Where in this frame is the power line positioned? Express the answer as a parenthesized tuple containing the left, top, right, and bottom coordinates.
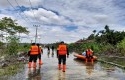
(15, 0, 31, 22)
(29, 0, 38, 22)
(28, 0, 42, 43)
(6, 0, 28, 23)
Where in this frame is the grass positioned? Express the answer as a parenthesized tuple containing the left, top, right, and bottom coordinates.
(0, 62, 24, 77)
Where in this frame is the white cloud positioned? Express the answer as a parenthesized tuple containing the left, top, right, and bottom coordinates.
(0, 0, 41, 8)
(0, 0, 125, 43)
(23, 8, 71, 25)
(0, 14, 13, 19)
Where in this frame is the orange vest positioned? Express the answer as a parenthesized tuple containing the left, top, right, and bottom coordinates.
(58, 44, 67, 55)
(30, 45, 39, 55)
(86, 49, 93, 55)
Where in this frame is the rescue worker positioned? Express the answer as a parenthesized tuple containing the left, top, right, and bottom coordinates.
(47, 46, 50, 52)
(86, 48, 94, 63)
(51, 45, 54, 52)
(57, 41, 69, 72)
(28, 43, 39, 68)
(37, 43, 43, 65)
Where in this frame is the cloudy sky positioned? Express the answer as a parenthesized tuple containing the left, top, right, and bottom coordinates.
(0, 0, 125, 43)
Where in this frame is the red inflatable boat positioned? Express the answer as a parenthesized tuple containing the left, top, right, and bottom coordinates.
(74, 54, 97, 61)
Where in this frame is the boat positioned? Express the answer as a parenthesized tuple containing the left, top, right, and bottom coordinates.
(74, 53, 97, 61)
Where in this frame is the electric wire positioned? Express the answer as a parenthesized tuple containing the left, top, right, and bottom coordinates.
(15, 0, 32, 22)
(29, 0, 38, 22)
(6, 0, 28, 23)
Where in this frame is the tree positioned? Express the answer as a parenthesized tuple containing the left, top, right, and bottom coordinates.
(105, 25, 110, 33)
(95, 25, 125, 45)
(6, 35, 20, 55)
(93, 30, 96, 35)
(0, 17, 29, 35)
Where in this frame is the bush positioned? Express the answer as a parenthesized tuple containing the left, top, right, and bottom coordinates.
(117, 38, 125, 56)
(6, 36, 20, 55)
(68, 42, 101, 54)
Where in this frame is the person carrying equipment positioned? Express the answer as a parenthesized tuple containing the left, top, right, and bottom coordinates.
(28, 43, 39, 68)
(37, 43, 43, 65)
(86, 48, 94, 63)
(57, 41, 69, 72)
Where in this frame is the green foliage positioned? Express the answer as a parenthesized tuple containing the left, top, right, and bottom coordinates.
(69, 25, 125, 56)
(6, 35, 20, 55)
(18, 43, 30, 52)
(87, 34, 95, 40)
(0, 17, 29, 35)
(0, 17, 29, 56)
(68, 42, 101, 54)
(0, 62, 24, 77)
(117, 38, 125, 56)
(0, 41, 4, 48)
(95, 25, 125, 45)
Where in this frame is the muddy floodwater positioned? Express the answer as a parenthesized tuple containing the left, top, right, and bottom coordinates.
(1, 49, 125, 80)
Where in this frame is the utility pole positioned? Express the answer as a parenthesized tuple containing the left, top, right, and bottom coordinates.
(38, 36, 41, 43)
(31, 40, 33, 43)
(33, 25, 40, 43)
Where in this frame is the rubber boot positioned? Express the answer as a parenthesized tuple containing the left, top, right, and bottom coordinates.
(28, 62, 31, 68)
(58, 64, 61, 70)
(91, 58, 93, 64)
(33, 62, 37, 68)
(39, 59, 43, 65)
(62, 65, 66, 72)
(85, 58, 88, 63)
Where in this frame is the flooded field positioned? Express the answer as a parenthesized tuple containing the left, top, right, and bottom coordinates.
(1, 49, 125, 80)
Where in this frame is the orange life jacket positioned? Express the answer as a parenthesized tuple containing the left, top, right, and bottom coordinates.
(86, 49, 93, 56)
(30, 45, 39, 55)
(58, 44, 67, 55)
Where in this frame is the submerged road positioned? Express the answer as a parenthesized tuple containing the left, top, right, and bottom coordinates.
(6, 48, 125, 80)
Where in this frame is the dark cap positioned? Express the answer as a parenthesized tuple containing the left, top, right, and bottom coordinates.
(36, 43, 40, 46)
(32, 43, 35, 45)
(60, 41, 64, 43)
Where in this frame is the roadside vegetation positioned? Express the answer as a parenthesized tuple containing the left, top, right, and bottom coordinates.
(0, 17, 29, 77)
(68, 25, 125, 68)
(68, 25, 125, 57)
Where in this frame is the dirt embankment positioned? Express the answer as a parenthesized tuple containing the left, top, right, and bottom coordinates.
(0, 52, 28, 77)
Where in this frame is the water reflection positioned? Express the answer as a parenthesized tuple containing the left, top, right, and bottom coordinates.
(27, 67, 42, 80)
(51, 52, 54, 57)
(85, 62, 94, 75)
(74, 58, 95, 75)
(57, 70, 66, 80)
(47, 50, 55, 58)
(47, 51, 50, 58)
(3, 50, 125, 80)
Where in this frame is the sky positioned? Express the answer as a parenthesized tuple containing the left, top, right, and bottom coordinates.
(0, 0, 125, 43)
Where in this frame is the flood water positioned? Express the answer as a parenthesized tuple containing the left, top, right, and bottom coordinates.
(2, 49, 125, 80)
